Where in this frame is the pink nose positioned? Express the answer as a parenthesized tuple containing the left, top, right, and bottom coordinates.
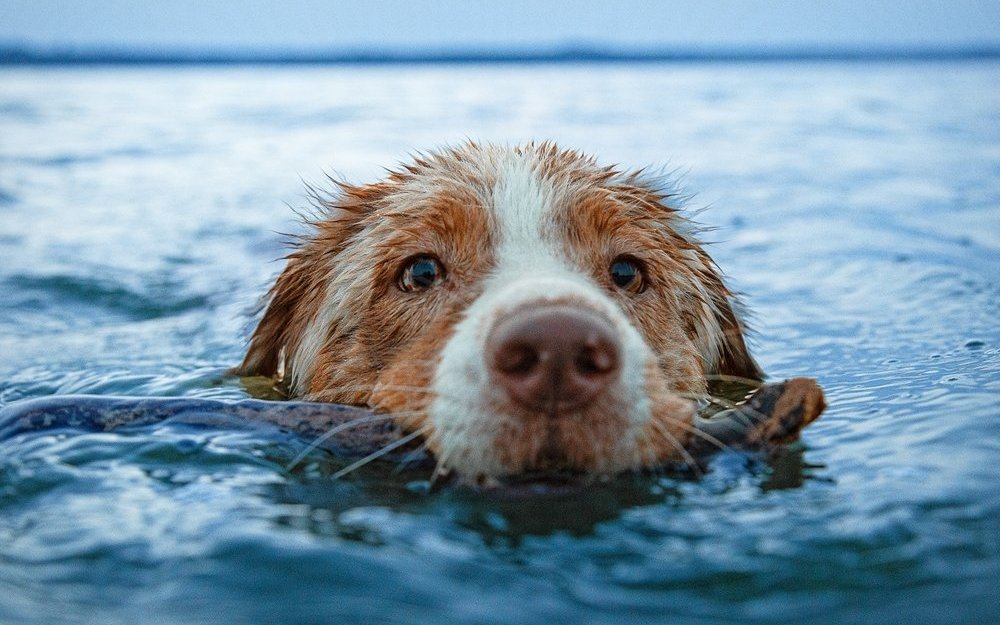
(487, 305, 621, 413)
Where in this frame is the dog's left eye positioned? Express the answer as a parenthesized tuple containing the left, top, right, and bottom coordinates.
(610, 257, 646, 293)
(399, 256, 446, 292)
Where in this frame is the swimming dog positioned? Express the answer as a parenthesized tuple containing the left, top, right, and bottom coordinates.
(236, 142, 762, 480)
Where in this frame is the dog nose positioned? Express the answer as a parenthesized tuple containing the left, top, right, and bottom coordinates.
(487, 305, 621, 413)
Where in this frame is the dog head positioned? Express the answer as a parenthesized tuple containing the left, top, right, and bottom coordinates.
(237, 143, 761, 479)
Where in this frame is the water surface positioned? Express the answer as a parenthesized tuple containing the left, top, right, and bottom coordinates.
(1, 61, 998, 624)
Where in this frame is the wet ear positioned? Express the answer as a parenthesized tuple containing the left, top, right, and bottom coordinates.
(234, 180, 387, 380)
(617, 178, 764, 383)
(677, 242, 764, 383)
(235, 249, 325, 379)
(711, 292, 765, 382)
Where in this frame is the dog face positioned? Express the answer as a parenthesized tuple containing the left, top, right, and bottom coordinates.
(237, 143, 761, 479)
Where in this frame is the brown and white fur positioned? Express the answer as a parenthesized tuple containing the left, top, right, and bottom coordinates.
(236, 142, 762, 480)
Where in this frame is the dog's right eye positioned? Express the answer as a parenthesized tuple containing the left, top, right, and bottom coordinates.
(610, 256, 646, 293)
(398, 256, 446, 292)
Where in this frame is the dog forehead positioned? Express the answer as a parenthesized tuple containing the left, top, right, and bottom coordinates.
(491, 155, 560, 247)
(382, 148, 577, 264)
(449, 151, 626, 320)
(383, 144, 639, 269)
(487, 149, 618, 272)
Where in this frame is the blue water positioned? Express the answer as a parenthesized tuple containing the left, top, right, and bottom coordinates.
(1, 61, 998, 624)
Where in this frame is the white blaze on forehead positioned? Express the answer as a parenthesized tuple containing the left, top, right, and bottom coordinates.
(490, 154, 563, 271)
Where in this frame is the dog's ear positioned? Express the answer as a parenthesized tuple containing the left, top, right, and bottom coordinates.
(234, 181, 386, 382)
(613, 177, 765, 383)
(673, 239, 765, 384)
(710, 290, 765, 382)
(235, 247, 327, 380)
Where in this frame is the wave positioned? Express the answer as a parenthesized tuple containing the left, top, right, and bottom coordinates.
(3, 273, 212, 321)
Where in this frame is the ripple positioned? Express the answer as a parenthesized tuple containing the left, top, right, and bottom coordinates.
(1, 145, 189, 168)
(0, 100, 40, 121)
(0, 187, 17, 205)
(3, 273, 211, 321)
(226, 104, 360, 129)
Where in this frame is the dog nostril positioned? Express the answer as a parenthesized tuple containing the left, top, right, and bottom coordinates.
(495, 343, 539, 375)
(575, 342, 617, 376)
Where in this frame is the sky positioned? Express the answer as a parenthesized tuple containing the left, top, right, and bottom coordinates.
(1, 0, 999, 53)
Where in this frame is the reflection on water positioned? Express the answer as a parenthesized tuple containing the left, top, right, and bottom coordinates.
(0, 62, 997, 625)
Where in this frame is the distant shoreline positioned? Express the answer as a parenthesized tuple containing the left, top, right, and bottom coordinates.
(2, 45, 999, 66)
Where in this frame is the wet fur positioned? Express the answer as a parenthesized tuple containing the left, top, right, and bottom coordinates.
(237, 142, 762, 479)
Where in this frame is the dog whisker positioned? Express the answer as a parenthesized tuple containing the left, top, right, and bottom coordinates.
(303, 384, 437, 400)
(331, 427, 429, 480)
(429, 442, 456, 487)
(636, 427, 661, 472)
(393, 439, 433, 474)
(655, 411, 733, 454)
(300, 388, 362, 403)
(703, 394, 775, 429)
(286, 413, 398, 471)
(692, 393, 741, 412)
(677, 390, 760, 429)
(647, 418, 702, 477)
(703, 372, 766, 387)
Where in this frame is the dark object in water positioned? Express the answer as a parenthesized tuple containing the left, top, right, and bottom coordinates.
(0, 378, 824, 472)
(690, 377, 826, 455)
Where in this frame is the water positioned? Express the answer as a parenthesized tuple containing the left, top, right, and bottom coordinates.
(1, 61, 998, 624)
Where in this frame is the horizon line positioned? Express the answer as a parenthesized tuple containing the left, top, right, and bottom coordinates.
(2, 43, 1000, 66)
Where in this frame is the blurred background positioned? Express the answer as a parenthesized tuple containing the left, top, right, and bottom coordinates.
(3, 0, 1000, 58)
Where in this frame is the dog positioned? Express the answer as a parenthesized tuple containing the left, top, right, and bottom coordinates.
(236, 142, 762, 480)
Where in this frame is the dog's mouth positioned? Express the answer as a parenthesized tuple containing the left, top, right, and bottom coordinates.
(500, 409, 635, 477)
(535, 418, 586, 466)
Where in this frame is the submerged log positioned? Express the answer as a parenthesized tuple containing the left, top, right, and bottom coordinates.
(0, 378, 825, 470)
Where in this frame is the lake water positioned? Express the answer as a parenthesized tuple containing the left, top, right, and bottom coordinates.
(0, 61, 998, 624)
